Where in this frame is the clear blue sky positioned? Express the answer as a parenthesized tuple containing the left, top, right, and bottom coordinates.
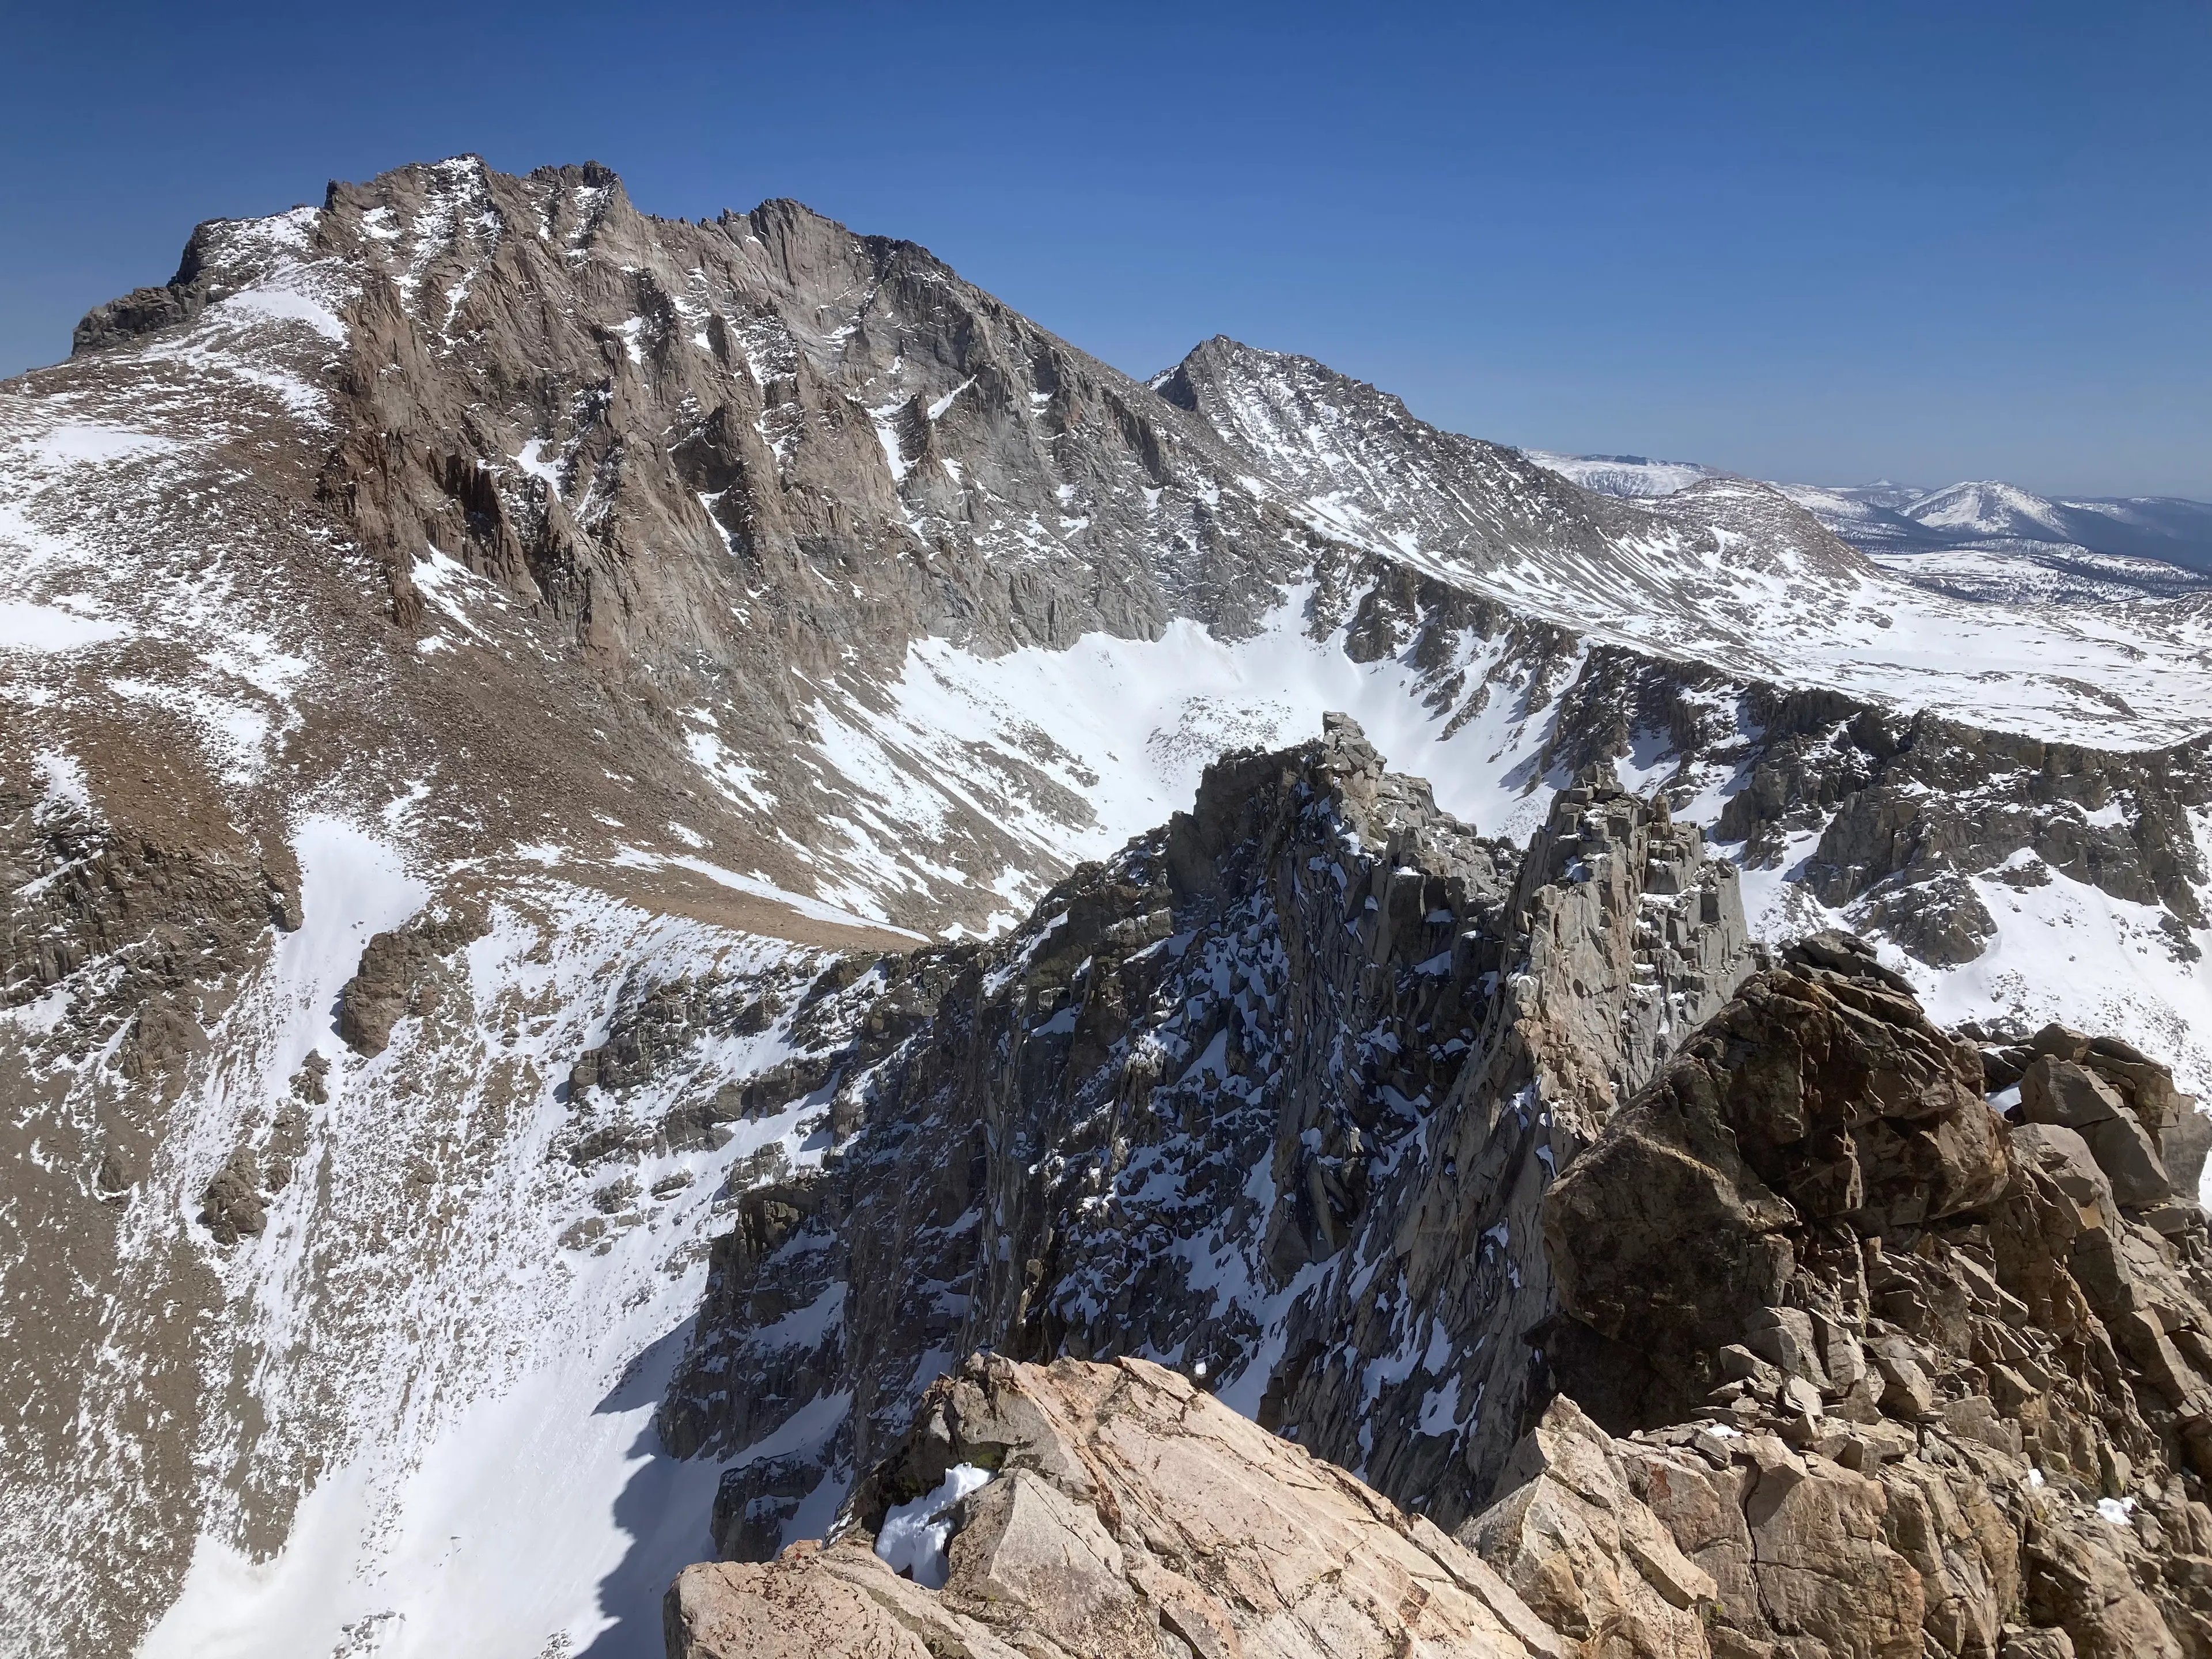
(3, 0, 2205, 498)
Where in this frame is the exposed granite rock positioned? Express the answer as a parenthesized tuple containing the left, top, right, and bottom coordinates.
(1543, 943, 2006, 1422)
(570, 974, 780, 1100)
(1711, 690, 2212, 961)
(0, 783, 301, 1029)
(667, 1353, 1570, 1659)
(1528, 936, 2212, 1659)
(69, 215, 264, 355)
(335, 900, 488, 1055)
(1263, 760, 1758, 1518)
(1862, 869, 1999, 967)
(289, 1051, 329, 1106)
(660, 715, 1757, 1555)
(1464, 1394, 1719, 1659)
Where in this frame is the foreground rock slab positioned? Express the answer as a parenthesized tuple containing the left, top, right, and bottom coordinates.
(666, 1352, 1570, 1659)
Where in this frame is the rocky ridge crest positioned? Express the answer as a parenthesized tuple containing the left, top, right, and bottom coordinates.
(669, 927, 2212, 1659)
(648, 713, 1757, 1555)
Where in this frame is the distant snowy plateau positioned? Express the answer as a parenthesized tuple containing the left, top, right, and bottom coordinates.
(3, 155, 2210, 1657)
(1529, 450, 2212, 605)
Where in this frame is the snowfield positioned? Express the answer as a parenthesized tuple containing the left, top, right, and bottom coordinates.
(136, 827, 835, 1658)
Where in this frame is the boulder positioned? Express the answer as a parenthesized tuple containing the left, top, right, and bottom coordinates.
(1544, 958, 2003, 1408)
(942, 1470, 1153, 1656)
(2083, 1111, 2175, 1210)
(2009, 1122, 2111, 1209)
(196, 1146, 266, 1244)
(1461, 1396, 1717, 1659)
(2161, 1108, 2212, 1201)
(334, 901, 488, 1055)
(669, 1354, 1574, 1659)
(2021, 1058, 2126, 1131)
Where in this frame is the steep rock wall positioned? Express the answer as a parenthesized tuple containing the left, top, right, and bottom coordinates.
(654, 714, 1757, 1554)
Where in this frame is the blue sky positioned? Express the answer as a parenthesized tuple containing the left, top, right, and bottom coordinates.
(3, 0, 2205, 498)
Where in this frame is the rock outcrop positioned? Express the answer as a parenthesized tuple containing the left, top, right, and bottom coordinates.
(667, 1353, 1572, 1659)
(667, 933, 2212, 1659)
(1535, 649, 2212, 971)
(1522, 934, 2212, 1659)
(334, 899, 488, 1055)
(659, 715, 1758, 1556)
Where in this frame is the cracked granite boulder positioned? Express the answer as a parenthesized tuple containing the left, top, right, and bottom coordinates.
(1523, 934, 2212, 1659)
(666, 1352, 1573, 1659)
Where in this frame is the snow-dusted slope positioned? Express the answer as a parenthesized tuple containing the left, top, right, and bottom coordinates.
(1520, 448, 1724, 498)
(1145, 343, 2212, 745)
(1855, 541, 2212, 605)
(131, 864, 827, 1659)
(1891, 480, 2212, 575)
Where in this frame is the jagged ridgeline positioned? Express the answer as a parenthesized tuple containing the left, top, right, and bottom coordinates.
(5, 150, 2212, 1657)
(665, 821, 2212, 1659)
(641, 716, 1757, 1550)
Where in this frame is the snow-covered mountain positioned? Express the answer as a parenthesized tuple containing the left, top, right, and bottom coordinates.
(1779, 475, 2212, 597)
(1891, 478, 2212, 571)
(1904, 478, 2078, 540)
(4, 157, 2211, 1657)
(1536, 451, 2212, 602)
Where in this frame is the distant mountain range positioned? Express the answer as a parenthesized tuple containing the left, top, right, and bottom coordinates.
(1527, 450, 2212, 603)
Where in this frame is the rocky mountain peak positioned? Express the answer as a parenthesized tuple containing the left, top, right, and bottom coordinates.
(6, 151, 2212, 1657)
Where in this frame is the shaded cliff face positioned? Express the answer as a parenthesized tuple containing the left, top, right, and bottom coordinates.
(653, 715, 1756, 1555)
